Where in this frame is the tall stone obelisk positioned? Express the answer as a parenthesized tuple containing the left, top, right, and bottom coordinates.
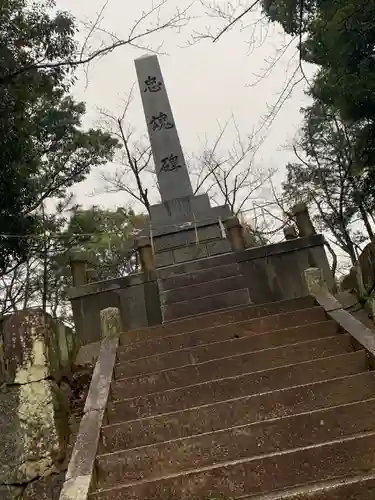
(135, 55, 231, 232)
(135, 54, 194, 202)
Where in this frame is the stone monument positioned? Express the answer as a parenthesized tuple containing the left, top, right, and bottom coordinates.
(135, 54, 235, 267)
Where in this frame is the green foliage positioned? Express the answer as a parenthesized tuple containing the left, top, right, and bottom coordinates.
(262, 0, 375, 124)
(282, 102, 373, 262)
(0, 0, 118, 273)
(62, 205, 148, 280)
(261, 0, 375, 259)
(0, 204, 146, 319)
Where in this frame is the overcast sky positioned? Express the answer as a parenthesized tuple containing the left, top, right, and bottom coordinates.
(58, 0, 313, 214)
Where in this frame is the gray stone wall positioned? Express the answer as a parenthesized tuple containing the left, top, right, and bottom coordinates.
(237, 235, 334, 303)
(68, 273, 162, 347)
(68, 234, 332, 348)
(0, 310, 83, 500)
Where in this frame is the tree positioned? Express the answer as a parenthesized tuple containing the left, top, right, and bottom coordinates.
(191, 117, 274, 216)
(0, 204, 147, 320)
(64, 205, 147, 280)
(0, 0, 191, 83)
(0, 0, 118, 273)
(282, 102, 375, 264)
(99, 91, 154, 215)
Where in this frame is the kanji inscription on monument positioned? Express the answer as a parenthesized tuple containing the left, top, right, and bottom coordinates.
(135, 54, 193, 202)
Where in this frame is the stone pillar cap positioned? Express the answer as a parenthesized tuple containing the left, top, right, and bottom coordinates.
(291, 202, 308, 215)
(224, 216, 242, 229)
(69, 250, 88, 263)
(135, 236, 152, 249)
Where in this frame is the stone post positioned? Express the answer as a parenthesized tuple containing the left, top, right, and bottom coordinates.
(291, 203, 316, 237)
(225, 217, 246, 252)
(136, 236, 154, 274)
(100, 307, 122, 339)
(86, 268, 98, 284)
(304, 267, 328, 295)
(283, 225, 298, 240)
(69, 251, 88, 287)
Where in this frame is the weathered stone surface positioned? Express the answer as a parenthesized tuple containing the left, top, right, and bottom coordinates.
(315, 291, 375, 355)
(161, 263, 240, 292)
(90, 432, 375, 500)
(75, 342, 101, 367)
(84, 338, 118, 413)
(65, 326, 75, 362)
(154, 250, 174, 268)
(100, 308, 121, 340)
(112, 335, 352, 400)
(206, 239, 232, 256)
(304, 267, 329, 295)
(22, 471, 66, 500)
(66, 410, 104, 480)
(292, 202, 316, 236)
(119, 306, 326, 361)
(2, 309, 61, 384)
(163, 288, 251, 322)
(57, 323, 70, 374)
(0, 380, 69, 484)
(120, 296, 317, 346)
(59, 475, 92, 500)
(96, 398, 375, 487)
(163, 274, 247, 305)
(114, 320, 338, 379)
(0, 485, 24, 499)
(100, 371, 375, 453)
(108, 351, 367, 423)
(153, 224, 221, 252)
(173, 244, 208, 264)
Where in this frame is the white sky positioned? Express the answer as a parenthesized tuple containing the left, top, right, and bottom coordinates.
(58, 0, 313, 214)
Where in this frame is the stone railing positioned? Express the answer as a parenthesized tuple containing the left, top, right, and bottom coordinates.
(59, 308, 121, 500)
(304, 267, 375, 361)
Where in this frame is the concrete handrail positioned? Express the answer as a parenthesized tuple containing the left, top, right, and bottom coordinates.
(304, 267, 375, 358)
(59, 307, 121, 500)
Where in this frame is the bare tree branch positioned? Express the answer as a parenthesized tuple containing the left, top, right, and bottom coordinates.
(0, 0, 193, 83)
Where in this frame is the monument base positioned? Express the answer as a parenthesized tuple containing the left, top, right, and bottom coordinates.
(148, 194, 232, 235)
(140, 194, 234, 269)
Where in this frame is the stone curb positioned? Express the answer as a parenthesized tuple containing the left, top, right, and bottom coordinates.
(58, 309, 120, 500)
(314, 292, 375, 356)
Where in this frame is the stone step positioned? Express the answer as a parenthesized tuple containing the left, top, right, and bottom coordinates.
(96, 398, 375, 489)
(162, 274, 247, 305)
(253, 473, 375, 499)
(160, 263, 240, 292)
(155, 239, 233, 269)
(107, 350, 368, 424)
(115, 320, 339, 379)
(120, 296, 316, 345)
(118, 305, 326, 360)
(156, 252, 236, 280)
(100, 371, 375, 453)
(90, 431, 375, 499)
(163, 287, 251, 322)
(111, 335, 353, 400)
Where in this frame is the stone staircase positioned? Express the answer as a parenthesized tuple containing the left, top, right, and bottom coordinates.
(159, 262, 251, 321)
(86, 287, 375, 499)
